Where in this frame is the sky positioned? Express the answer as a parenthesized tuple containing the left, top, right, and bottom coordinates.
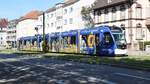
(0, 0, 63, 20)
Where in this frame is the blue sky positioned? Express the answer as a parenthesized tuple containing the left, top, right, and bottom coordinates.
(0, 0, 63, 20)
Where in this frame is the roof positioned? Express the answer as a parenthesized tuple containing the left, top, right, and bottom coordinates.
(45, 0, 79, 14)
(45, 7, 56, 13)
(63, 0, 79, 7)
(0, 18, 8, 28)
(19, 10, 42, 22)
(8, 19, 19, 26)
(93, 0, 136, 10)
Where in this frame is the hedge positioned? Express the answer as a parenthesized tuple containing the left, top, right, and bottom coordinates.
(139, 41, 150, 50)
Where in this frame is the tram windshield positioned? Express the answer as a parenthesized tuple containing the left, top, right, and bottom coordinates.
(113, 33, 127, 49)
(113, 33, 126, 43)
(110, 26, 127, 49)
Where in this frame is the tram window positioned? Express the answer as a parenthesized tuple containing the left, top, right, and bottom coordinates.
(70, 36, 76, 44)
(90, 37, 93, 44)
(32, 41, 34, 46)
(82, 35, 88, 47)
(24, 41, 26, 45)
(104, 32, 113, 44)
(95, 34, 99, 45)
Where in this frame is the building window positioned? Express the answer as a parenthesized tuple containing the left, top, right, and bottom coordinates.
(96, 11, 101, 23)
(40, 17, 42, 22)
(94, 11, 98, 23)
(70, 7, 73, 13)
(64, 19, 67, 25)
(112, 7, 117, 21)
(47, 24, 49, 28)
(64, 9, 67, 14)
(136, 23, 143, 40)
(104, 9, 109, 22)
(51, 14, 54, 18)
(51, 23, 54, 27)
(47, 14, 49, 19)
(69, 18, 73, 24)
(136, 4, 142, 19)
(120, 5, 126, 20)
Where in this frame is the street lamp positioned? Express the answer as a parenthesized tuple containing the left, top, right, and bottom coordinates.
(43, 12, 46, 45)
(42, 12, 49, 52)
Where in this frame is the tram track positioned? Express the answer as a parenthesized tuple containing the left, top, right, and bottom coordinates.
(0, 54, 149, 84)
(0, 57, 117, 84)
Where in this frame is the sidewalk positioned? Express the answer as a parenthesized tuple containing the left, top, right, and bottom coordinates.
(128, 50, 150, 56)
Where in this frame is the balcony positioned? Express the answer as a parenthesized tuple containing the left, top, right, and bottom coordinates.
(146, 17, 150, 28)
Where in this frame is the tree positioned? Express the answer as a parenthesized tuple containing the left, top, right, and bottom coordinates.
(81, 6, 94, 28)
(42, 40, 49, 53)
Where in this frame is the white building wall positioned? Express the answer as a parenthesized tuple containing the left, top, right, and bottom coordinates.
(45, 11, 56, 34)
(38, 0, 96, 34)
(37, 15, 43, 35)
(16, 19, 38, 40)
(63, 0, 96, 31)
(0, 28, 7, 49)
(55, 4, 64, 32)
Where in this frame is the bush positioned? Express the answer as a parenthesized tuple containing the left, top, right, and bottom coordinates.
(88, 58, 94, 64)
(139, 41, 150, 50)
(42, 41, 49, 53)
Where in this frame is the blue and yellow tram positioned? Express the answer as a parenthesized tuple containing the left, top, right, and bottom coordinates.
(18, 25, 127, 56)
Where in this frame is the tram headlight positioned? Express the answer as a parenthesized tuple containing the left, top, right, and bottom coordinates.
(118, 43, 127, 49)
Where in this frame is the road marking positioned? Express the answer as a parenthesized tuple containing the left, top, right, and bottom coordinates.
(114, 73, 150, 81)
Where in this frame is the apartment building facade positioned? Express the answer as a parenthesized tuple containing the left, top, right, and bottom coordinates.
(93, 0, 150, 50)
(17, 11, 41, 40)
(7, 19, 18, 48)
(37, 0, 96, 35)
(0, 19, 8, 49)
(16, 10, 42, 50)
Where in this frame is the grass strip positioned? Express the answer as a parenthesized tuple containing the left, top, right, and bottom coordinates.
(44, 53, 150, 71)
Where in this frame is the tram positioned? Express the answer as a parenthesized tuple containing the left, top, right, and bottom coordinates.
(18, 25, 127, 56)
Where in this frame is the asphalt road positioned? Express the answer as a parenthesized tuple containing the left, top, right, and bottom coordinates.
(0, 54, 149, 84)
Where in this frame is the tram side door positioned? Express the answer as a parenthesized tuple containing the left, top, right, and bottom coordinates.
(95, 34, 100, 55)
(99, 32, 115, 56)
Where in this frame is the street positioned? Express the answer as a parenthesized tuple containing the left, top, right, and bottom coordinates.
(0, 54, 149, 84)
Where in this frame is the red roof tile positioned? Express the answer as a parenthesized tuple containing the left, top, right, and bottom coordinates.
(19, 10, 42, 22)
(0, 18, 8, 28)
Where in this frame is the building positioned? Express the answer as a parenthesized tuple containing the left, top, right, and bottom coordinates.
(0, 18, 8, 49)
(93, 0, 150, 50)
(17, 10, 42, 40)
(37, 0, 96, 34)
(16, 10, 42, 50)
(7, 19, 18, 48)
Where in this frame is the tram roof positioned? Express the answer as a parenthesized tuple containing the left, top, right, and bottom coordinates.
(61, 30, 78, 37)
(80, 26, 111, 35)
(20, 36, 36, 41)
(50, 32, 60, 38)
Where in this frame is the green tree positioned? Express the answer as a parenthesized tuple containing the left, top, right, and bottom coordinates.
(81, 6, 94, 28)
